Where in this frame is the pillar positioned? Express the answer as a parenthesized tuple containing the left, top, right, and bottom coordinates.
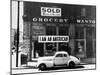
(56, 26, 59, 51)
(84, 27, 87, 57)
(29, 22, 32, 60)
(69, 24, 75, 55)
(43, 25, 46, 56)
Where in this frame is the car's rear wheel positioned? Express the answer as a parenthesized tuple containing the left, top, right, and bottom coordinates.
(38, 64, 46, 71)
(69, 61, 75, 68)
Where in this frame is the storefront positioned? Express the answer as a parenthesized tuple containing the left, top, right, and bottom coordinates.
(23, 2, 96, 60)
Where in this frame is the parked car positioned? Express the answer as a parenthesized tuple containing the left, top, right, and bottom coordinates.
(28, 51, 80, 70)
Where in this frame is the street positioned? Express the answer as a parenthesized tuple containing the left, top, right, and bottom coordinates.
(12, 64, 96, 75)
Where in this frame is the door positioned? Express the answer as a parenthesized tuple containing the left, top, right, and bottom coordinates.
(34, 42, 44, 57)
(63, 54, 69, 64)
(54, 54, 64, 65)
(75, 40, 86, 58)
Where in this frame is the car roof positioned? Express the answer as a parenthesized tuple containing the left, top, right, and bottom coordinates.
(55, 51, 68, 55)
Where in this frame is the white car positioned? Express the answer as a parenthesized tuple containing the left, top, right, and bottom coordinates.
(28, 51, 80, 70)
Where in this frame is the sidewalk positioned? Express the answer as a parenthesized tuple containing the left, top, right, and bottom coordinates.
(12, 64, 37, 70)
(11, 64, 96, 75)
(80, 57, 96, 64)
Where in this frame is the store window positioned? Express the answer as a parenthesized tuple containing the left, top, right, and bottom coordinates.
(46, 26, 56, 35)
(45, 26, 56, 55)
(59, 26, 68, 35)
(75, 40, 86, 58)
(75, 26, 86, 58)
(59, 26, 70, 53)
(45, 43, 56, 56)
(75, 26, 84, 39)
(86, 27, 96, 57)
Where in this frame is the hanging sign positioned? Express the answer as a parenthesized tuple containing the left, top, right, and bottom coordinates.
(38, 36, 69, 43)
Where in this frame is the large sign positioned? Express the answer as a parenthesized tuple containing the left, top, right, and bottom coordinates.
(41, 7, 61, 17)
(38, 36, 69, 43)
(32, 17, 96, 24)
(33, 17, 68, 23)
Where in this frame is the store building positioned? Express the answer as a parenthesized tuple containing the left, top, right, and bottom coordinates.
(23, 2, 96, 61)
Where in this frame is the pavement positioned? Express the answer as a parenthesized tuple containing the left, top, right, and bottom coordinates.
(11, 64, 96, 75)
(80, 57, 96, 64)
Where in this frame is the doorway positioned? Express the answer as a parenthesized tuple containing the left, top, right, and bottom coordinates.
(34, 41, 44, 57)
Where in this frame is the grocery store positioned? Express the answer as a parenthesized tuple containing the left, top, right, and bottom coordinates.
(23, 2, 96, 61)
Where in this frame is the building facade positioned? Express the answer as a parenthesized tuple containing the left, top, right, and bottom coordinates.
(23, 2, 96, 61)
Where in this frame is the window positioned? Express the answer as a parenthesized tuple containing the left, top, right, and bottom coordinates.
(64, 54, 67, 57)
(75, 27, 84, 39)
(46, 26, 56, 35)
(59, 26, 68, 35)
(56, 54, 63, 57)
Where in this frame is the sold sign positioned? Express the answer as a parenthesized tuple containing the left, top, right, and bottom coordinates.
(41, 7, 61, 17)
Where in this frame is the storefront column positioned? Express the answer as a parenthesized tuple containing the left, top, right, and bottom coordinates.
(29, 22, 32, 60)
(69, 24, 75, 55)
(43, 43, 46, 56)
(92, 39, 96, 57)
(44, 26, 46, 56)
(32, 42, 34, 58)
(92, 27, 96, 57)
(56, 26, 59, 51)
(84, 27, 87, 57)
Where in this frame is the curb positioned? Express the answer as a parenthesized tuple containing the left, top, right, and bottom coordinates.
(79, 63, 95, 65)
(12, 66, 37, 70)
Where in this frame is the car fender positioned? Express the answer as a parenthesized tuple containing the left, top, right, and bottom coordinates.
(67, 59, 76, 66)
(37, 60, 54, 68)
(68, 56, 80, 66)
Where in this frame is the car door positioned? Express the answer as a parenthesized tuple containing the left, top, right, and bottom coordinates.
(54, 54, 64, 66)
(63, 54, 69, 64)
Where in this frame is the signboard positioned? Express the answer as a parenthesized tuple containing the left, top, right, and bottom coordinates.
(76, 19, 96, 24)
(41, 7, 61, 17)
(38, 36, 69, 43)
(32, 17, 68, 23)
(32, 25, 45, 35)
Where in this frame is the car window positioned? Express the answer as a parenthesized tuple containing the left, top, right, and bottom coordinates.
(64, 54, 67, 57)
(56, 54, 63, 57)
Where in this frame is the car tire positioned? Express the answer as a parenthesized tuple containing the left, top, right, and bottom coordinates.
(69, 61, 75, 68)
(38, 64, 46, 71)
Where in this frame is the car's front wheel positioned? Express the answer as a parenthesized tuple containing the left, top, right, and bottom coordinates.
(38, 64, 46, 71)
(69, 61, 75, 68)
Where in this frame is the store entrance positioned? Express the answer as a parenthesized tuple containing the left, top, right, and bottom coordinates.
(34, 41, 44, 57)
(75, 40, 86, 58)
(75, 26, 86, 58)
